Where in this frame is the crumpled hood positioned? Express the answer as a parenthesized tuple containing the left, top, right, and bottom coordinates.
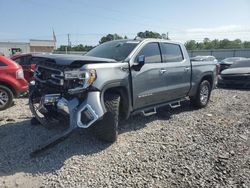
(33, 54, 117, 67)
(221, 67, 250, 75)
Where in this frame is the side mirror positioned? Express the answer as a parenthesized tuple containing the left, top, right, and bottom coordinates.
(137, 55, 145, 66)
(132, 55, 145, 71)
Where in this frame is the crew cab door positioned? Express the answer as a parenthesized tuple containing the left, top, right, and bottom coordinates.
(158, 42, 191, 101)
(131, 42, 169, 109)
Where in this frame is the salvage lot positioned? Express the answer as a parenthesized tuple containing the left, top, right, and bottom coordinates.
(0, 89, 249, 187)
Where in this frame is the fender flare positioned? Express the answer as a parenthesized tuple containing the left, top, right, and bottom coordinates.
(100, 81, 132, 120)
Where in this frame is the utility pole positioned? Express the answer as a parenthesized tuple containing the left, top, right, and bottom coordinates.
(67, 34, 71, 47)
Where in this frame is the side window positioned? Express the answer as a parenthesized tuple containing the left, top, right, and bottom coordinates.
(24, 56, 31, 65)
(161, 43, 184, 63)
(137, 43, 161, 63)
(13, 56, 30, 66)
(30, 57, 41, 65)
(0, 61, 7, 67)
(13, 57, 23, 65)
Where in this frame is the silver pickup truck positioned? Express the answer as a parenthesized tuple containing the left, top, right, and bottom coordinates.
(29, 38, 218, 153)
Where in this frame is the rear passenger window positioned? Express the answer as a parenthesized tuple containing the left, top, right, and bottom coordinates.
(13, 57, 30, 65)
(161, 43, 183, 62)
(137, 43, 161, 63)
(0, 61, 7, 66)
(13, 57, 22, 64)
(30, 57, 42, 64)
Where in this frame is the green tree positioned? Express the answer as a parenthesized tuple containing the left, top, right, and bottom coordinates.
(230, 39, 242, 48)
(57, 45, 71, 51)
(185, 40, 197, 50)
(243, 41, 250, 48)
(137, 30, 162, 39)
(56, 44, 94, 52)
(99, 33, 123, 44)
(210, 39, 220, 49)
(219, 39, 232, 49)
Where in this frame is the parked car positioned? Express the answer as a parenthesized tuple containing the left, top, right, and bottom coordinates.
(11, 53, 47, 82)
(219, 57, 247, 73)
(190, 56, 218, 63)
(28, 38, 218, 154)
(0, 55, 28, 110)
(218, 59, 250, 88)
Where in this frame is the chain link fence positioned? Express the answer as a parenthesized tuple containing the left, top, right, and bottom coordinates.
(188, 48, 250, 61)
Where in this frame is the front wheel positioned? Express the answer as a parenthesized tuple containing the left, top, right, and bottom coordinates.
(94, 93, 120, 142)
(0, 85, 14, 111)
(190, 80, 211, 108)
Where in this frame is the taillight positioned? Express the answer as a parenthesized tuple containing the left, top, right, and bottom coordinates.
(16, 69, 24, 79)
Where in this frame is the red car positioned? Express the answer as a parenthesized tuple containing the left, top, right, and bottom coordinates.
(0, 55, 28, 110)
(11, 53, 39, 82)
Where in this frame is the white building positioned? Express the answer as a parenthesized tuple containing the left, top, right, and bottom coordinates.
(0, 39, 55, 57)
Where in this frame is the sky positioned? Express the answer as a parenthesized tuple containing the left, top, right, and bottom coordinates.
(0, 0, 250, 46)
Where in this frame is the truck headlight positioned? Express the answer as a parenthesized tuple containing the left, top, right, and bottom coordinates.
(64, 69, 97, 89)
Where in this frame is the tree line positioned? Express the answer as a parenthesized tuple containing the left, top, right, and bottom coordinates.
(185, 38, 250, 50)
(56, 31, 250, 52)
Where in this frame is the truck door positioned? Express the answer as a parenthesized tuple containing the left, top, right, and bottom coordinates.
(159, 42, 191, 101)
(131, 42, 170, 109)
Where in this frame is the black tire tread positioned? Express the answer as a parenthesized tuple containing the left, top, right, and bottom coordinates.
(190, 80, 211, 108)
(95, 93, 120, 142)
(0, 85, 14, 111)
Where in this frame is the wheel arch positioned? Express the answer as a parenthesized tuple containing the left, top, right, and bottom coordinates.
(0, 81, 16, 97)
(101, 82, 132, 120)
(189, 72, 214, 97)
(201, 74, 213, 88)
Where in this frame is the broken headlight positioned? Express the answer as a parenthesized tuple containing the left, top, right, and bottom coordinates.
(64, 69, 97, 92)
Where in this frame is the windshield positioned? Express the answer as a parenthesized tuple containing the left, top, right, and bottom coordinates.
(85, 40, 140, 61)
(230, 60, 250, 68)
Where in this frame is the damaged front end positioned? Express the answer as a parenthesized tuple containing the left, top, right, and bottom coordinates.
(29, 62, 105, 155)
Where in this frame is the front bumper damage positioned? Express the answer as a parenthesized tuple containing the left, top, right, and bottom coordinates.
(43, 92, 105, 128)
(30, 90, 105, 156)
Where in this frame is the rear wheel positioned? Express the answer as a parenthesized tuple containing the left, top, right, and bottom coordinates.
(94, 93, 120, 142)
(190, 80, 211, 108)
(0, 85, 14, 111)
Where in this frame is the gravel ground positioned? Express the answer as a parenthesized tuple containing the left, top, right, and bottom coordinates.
(0, 89, 249, 188)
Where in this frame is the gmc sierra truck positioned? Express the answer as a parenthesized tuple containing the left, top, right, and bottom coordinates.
(29, 38, 218, 152)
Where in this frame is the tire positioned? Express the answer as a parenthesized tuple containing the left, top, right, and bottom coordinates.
(190, 80, 211, 108)
(95, 93, 120, 142)
(0, 85, 14, 111)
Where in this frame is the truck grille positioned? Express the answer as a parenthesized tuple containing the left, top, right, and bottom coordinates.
(35, 65, 64, 86)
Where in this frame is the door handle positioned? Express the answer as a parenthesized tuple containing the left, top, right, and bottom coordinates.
(159, 69, 167, 74)
(184, 67, 190, 72)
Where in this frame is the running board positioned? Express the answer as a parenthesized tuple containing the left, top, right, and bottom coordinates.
(169, 101, 181, 109)
(142, 108, 157, 116)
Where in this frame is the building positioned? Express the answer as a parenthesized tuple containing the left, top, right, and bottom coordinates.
(30, 39, 55, 53)
(0, 39, 55, 57)
(0, 42, 30, 57)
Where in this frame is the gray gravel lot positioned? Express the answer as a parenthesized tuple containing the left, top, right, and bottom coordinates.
(0, 89, 249, 188)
